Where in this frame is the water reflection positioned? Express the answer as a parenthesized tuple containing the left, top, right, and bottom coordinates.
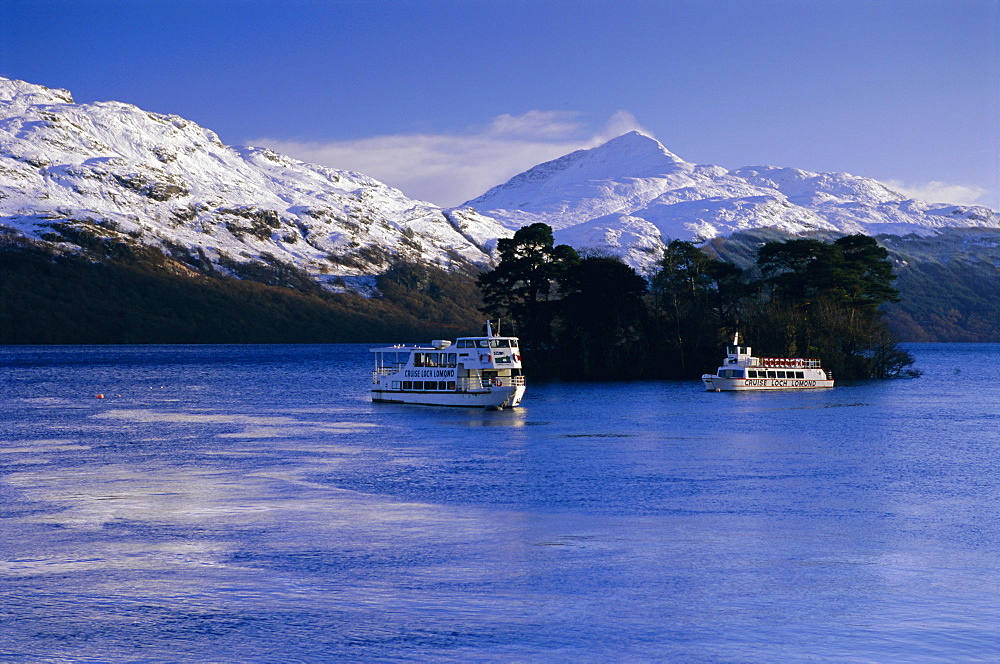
(1, 344, 998, 661)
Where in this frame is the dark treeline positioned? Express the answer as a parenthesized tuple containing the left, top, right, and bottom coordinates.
(478, 223, 917, 381)
(0, 238, 483, 344)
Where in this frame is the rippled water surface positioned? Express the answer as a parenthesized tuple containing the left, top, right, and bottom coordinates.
(1, 343, 998, 662)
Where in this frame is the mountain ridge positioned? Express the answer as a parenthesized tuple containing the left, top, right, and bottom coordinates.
(4, 77, 998, 284)
(465, 131, 1000, 274)
(2, 76, 998, 343)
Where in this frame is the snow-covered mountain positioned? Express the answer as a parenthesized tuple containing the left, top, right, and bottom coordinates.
(464, 131, 1000, 274)
(0, 77, 509, 293)
(3, 76, 998, 291)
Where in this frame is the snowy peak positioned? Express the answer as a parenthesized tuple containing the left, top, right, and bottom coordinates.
(465, 131, 1000, 274)
(468, 130, 686, 205)
(570, 130, 687, 172)
(464, 131, 700, 232)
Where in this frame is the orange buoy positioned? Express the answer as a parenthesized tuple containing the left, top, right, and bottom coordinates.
(95, 394, 105, 399)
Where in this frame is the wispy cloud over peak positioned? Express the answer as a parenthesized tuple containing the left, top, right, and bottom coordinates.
(484, 110, 585, 140)
(252, 110, 650, 207)
(883, 179, 989, 206)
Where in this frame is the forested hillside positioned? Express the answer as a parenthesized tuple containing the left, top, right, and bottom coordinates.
(708, 229, 1000, 343)
(0, 237, 483, 344)
(3, 225, 997, 348)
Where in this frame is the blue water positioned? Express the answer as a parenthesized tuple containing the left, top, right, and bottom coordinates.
(1, 343, 998, 663)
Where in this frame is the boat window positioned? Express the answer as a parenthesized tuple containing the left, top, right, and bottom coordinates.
(748, 370, 757, 378)
(403, 381, 412, 390)
(795, 371, 804, 379)
(447, 381, 456, 390)
(392, 381, 400, 390)
(413, 381, 423, 390)
(413, 353, 424, 367)
(767, 371, 776, 379)
(490, 339, 511, 348)
(476, 340, 490, 348)
(426, 354, 438, 367)
(448, 353, 457, 366)
(776, 371, 785, 378)
(456, 340, 468, 348)
(510, 339, 518, 348)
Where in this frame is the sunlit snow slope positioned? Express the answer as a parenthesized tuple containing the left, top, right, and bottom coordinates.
(0, 77, 508, 292)
(464, 131, 1000, 274)
(3, 77, 998, 285)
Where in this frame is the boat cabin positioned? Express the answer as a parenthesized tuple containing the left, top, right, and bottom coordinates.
(370, 321, 526, 407)
(702, 333, 833, 391)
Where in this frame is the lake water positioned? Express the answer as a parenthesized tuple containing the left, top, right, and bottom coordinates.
(1, 343, 998, 663)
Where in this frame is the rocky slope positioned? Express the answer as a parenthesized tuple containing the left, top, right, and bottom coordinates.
(0, 77, 509, 293)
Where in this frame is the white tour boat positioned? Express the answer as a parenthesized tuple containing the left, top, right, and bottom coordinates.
(702, 334, 834, 391)
(370, 321, 525, 409)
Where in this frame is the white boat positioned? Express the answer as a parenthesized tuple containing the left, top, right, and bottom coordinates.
(702, 334, 834, 391)
(370, 321, 525, 408)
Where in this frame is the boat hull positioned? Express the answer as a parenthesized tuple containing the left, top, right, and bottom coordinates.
(372, 385, 525, 408)
(702, 376, 834, 391)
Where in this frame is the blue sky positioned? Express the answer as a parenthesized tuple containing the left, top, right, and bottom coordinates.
(2, 0, 998, 207)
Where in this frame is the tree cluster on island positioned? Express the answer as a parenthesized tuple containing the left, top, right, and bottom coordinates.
(477, 223, 917, 381)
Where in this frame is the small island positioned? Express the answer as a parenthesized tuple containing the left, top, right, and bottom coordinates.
(478, 223, 916, 381)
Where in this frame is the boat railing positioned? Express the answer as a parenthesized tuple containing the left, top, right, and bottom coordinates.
(372, 364, 407, 382)
(478, 375, 526, 389)
(453, 376, 525, 391)
(753, 358, 823, 369)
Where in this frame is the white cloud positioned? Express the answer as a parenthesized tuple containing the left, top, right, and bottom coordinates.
(883, 179, 989, 206)
(252, 110, 649, 207)
(484, 110, 585, 140)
